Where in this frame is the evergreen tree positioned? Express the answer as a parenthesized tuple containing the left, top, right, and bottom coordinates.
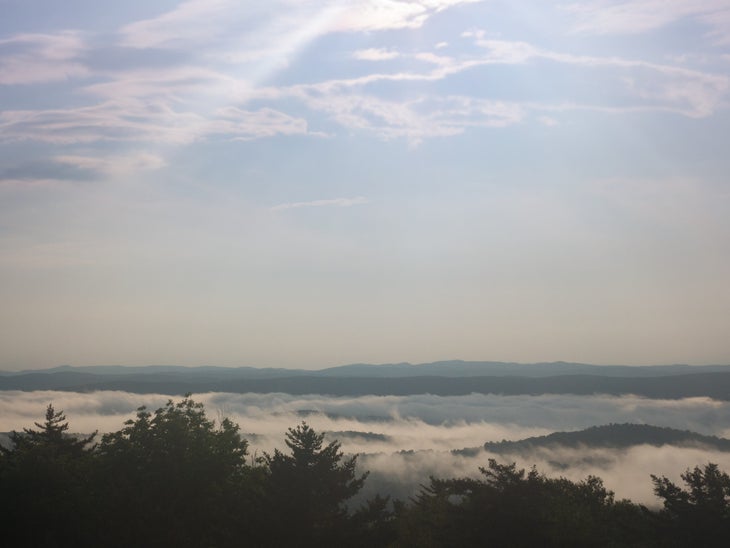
(5, 404, 96, 455)
(0, 404, 97, 547)
(396, 459, 657, 547)
(262, 422, 368, 546)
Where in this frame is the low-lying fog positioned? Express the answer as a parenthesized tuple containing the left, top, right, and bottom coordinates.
(2, 390, 729, 506)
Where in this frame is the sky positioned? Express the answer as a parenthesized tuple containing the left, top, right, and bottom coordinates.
(1, 0, 729, 370)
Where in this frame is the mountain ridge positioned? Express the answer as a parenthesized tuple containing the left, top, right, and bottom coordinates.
(4, 360, 730, 378)
(3, 370, 730, 399)
(482, 423, 730, 454)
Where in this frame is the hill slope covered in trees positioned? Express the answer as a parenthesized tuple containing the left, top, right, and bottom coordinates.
(3, 396, 730, 546)
(483, 424, 730, 454)
(3, 363, 730, 399)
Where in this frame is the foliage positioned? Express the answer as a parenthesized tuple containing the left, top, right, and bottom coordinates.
(262, 422, 368, 546)
(349, 494, 399, 547)
(95, 394, 252, 547)
(5, 404, 97, 456)
(652, 463, 730, 546)
(0, 404, 97, 547)
(396, 459, 657, 547)
(4, 398, 730, 547)
(483, 423, 730, 454)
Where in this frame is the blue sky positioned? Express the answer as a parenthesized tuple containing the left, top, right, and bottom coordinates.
(1, 0, 729, 369)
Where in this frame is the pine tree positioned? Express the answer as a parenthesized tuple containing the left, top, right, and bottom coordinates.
(0, 404, 97, 547)
(263, 422, 368, 546)
(5, 404, 96, 456)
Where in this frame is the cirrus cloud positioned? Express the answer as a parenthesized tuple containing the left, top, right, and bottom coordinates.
(271, 196, 370, 211)
(0, 32, 88, 85)
(563, 0, 730, 41)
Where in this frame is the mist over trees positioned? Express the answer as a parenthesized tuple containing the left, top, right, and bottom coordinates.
(1, 396, 729, 547)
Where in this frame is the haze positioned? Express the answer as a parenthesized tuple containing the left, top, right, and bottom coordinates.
(4, 389, 730, 506)
(1, 0, 729, 370)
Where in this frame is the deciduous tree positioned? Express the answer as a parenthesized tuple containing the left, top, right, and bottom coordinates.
(652, 463, 730, 546)
(96, 395, 253, 547)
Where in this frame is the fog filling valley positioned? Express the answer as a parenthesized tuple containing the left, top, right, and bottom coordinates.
(3, 390, 730, 506)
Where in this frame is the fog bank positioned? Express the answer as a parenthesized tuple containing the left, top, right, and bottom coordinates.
(2, 390, 728, 505)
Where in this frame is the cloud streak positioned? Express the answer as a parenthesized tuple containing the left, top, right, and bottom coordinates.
(271, 196, 369, 211)
(249, 35, 729, 144)
(0, 101, 310, 145)
(563, 0, 730, 40)
(120, 0, 484, 50)
(353, 48, 400, 61)
(53, 153, 167, 175)
(2, 4, 725, 149)
(0, 32, 88, 85)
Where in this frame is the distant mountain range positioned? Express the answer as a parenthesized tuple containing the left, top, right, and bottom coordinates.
(1, 361, 730, 399)
(4, 361, 730, 378)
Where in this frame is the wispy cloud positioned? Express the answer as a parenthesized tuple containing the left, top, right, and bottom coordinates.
(81, 66, 233, 101)
(53, 153, 167, 175)
(471, 37, 730, 117)
(212, 106, 311, 140)
(271, 196, 369, 211)
(119, 0, 238, 49)
(413, 52, 454, 66)
(353, 48, 400, 61)
(0, 100, 310, 145)
(0, 32, 88, 85)
(3, 28, 726, 149)
(250, 34, 728, 144)
(563, 0, 730, 40)
(332, 0, 484, 32)
(120, 0, 483, 50)
(701, 6, 730, 44)
(2, 2, 725, 151)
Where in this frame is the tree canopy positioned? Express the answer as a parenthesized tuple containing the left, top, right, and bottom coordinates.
(1, 396, 729, 547)
(652, 463, 730, 546)
(95, 395, 252, 547)
(0, 404, 97, 547)
(263, 422, 368, 546)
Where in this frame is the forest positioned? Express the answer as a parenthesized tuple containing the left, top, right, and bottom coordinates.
(1, 395, 729, 547)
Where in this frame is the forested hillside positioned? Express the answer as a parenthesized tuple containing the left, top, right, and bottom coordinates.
(2, 396, 729, 547)
(3, 365, 730, 399)
(483, 424, 730, 454)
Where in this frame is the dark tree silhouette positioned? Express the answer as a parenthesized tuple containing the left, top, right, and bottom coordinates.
(652, 463, 730, 547)
(12, 398, 730, 547)
(7, 404, 96, 455)
(262, 422, 368, 546)
(396, 458, 657, 547)
(95, 395, 254, 547)
(348, 493, 399, 547)
(0, 404, 97, 547)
